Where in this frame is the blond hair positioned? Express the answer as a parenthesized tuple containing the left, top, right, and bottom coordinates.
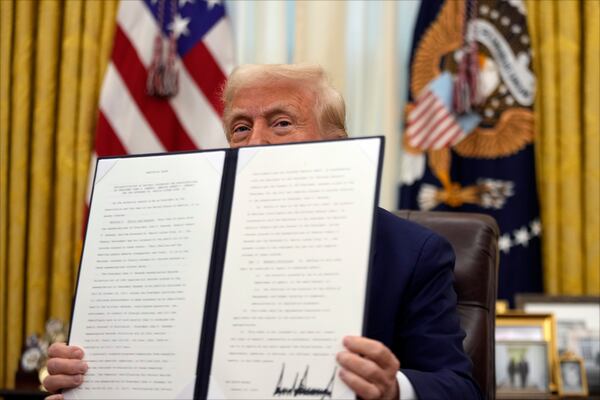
(221, 64, 347, 138)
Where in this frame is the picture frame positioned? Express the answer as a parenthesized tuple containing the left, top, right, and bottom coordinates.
(558, 352, 588, 397)
(496, 340, 551, 397)
(496, 312, 559, 393)
(515, 294, 600, 394)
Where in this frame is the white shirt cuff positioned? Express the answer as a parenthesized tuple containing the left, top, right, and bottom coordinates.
(396, 370, 418, 400)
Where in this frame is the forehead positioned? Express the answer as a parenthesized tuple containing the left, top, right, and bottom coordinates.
(229, 79, 317, 114)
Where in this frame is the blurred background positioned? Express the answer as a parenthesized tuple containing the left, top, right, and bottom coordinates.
(0, 0, 598, 394)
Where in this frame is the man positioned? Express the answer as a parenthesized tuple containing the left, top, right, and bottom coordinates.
(44, 64, 482, 400)
(508, 358, 517, 387)
(518, 358, 529, 388)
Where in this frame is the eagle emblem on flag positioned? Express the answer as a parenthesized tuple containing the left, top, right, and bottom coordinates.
(403, 0, 535, 211)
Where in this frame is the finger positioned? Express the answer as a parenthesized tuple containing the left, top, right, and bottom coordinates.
(343, 336, 399, 371)
(43, 374, 84, 393)
(45, 395, 64, 400)
(47, 343, 84, 360)
(47, 357, 88, 376)
(339, 368, 381, 400)
(337, 351, 387, 389)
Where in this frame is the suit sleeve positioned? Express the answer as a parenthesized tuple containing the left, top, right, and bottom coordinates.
(395, 233, 483, 400)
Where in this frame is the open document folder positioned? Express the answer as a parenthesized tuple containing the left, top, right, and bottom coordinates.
(65, 137, 383, 400)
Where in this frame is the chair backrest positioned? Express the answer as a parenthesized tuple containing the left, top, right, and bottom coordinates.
(395, 210, 499, 399)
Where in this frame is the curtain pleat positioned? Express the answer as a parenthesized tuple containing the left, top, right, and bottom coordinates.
(343, 1, 402, 210)
(583, 0, 600, 294)
(0, 0, 15, 387)
(26, 0, 61, 336)
(294, 1, 346, 94)
(557, 0, 583, 294)
(533, 0, 560, 294)
(253, 1, 287, 63)
(50, 0, 83, 321)
(72, 0, 103, 283)
(5, 0, 35, 387)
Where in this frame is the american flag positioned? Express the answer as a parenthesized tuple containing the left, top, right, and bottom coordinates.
(405, 72, 479, 150)
(90, 0, 234, 193)
(406, 91, 464, 150)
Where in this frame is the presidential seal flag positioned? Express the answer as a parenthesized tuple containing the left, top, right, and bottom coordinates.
(400, 0, 542, 303)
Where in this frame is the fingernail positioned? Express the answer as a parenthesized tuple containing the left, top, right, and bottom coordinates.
(75, 349, 84, 358)
(74, 374, 83, 384)
(81, 362, 88, 373)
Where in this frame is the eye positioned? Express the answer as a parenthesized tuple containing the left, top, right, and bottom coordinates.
(230, 124, 250, 142)
(232, 124, 250, 134)
(274, 119, 292, 128)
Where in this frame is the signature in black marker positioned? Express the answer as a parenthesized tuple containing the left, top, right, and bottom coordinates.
(273, 363, 336, 398)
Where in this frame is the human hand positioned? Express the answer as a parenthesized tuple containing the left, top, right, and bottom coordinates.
(337, 336, 400, 400)
(43, 343, 87, 400)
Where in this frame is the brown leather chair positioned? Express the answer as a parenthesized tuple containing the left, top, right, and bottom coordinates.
(395, 210, 499, 399)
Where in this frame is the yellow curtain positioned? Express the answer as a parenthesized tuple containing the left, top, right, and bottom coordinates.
(0, 0, 118, 388)
(527, 0, 600, 295)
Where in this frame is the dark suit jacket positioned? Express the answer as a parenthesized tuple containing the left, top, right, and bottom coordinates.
(366, 208, 483, 399)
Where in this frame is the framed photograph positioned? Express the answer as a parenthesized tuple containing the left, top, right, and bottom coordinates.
(496, 312, 559, 392)
(496, 341, 551, 396)
(515, 294, 600, 394)
(559, 352, 588, 397)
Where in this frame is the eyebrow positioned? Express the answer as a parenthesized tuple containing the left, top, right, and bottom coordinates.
(225, 103, 300, 127)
